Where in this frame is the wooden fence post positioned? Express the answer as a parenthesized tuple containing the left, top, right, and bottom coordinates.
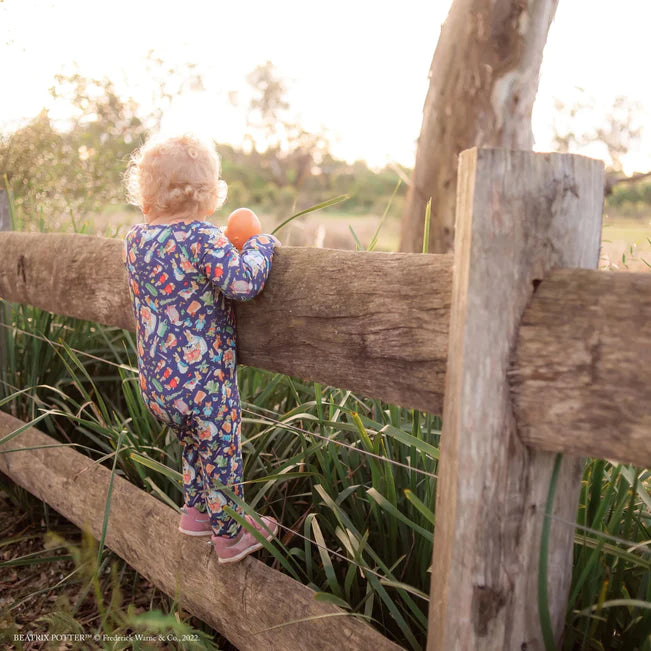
(0, 189, 10, 391)
(428, 148, 604, 650)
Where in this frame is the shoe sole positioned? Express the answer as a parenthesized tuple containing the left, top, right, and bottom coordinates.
(216, 522, 279, 564)
(178, 527, 213, 536)
(217, 541, 265, 563)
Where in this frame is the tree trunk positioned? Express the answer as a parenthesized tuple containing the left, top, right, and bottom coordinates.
(400, 0, 559, 253)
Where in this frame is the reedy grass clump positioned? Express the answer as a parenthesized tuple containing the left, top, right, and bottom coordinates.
(562, 462, 651, 650)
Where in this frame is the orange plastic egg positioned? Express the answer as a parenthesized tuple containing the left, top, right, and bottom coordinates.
(224, 208, 261, 250)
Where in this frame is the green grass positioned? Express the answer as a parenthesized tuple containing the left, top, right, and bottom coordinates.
(602, 218, 651, 247)
(600, 216, 651, 271)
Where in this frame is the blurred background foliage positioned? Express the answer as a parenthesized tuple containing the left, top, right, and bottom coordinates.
(0, 62, 410, 234)
(4, 61, 647, 242)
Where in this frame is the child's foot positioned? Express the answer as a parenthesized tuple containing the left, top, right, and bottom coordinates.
(179, 505, 212, 536)
(211, 515, 278, 564)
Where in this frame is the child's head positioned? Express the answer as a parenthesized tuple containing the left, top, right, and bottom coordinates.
(125, 134, 227, 220)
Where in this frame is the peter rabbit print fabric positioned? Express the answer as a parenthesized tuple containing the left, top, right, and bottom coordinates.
(124, 221, 275, 536)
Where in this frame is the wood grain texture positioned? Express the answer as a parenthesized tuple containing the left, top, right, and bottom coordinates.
(237, 247, 451, 412)
(0, 232, 136, 330)
(512, 268, 651, 466)
(428, 148, 604, 651)
(0, 232, 452, 413)
(0, 412, 402, 651)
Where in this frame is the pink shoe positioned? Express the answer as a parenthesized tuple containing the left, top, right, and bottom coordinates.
(179, 505, 212, 536)
(211, 515, 278, 564)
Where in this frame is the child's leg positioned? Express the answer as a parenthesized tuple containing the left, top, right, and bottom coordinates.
(194, 413, 244, 538)
(177, 427, 207, 512)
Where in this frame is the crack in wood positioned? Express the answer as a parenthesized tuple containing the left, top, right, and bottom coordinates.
(17, 254, 26, 284)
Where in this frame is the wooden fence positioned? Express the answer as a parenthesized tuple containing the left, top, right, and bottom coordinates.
(0, 148, 649, 649)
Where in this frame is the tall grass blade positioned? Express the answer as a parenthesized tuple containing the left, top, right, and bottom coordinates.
(311, 516, 343, 598)
(348, 225, 363, 251)
(130, 452, 183, 484)
(97, 427, 126, 567)
(403, 489, 435, 527)
(271, 194, 350, 235)
(366, 487, 433, 543)
(0, 412, 50, 447)
(368, 179, 401, 252)
(380, 423, 440, 460)
(422, 199, 432, 254)
(579, 599, 651, 615)
(378, 580, 429, 602)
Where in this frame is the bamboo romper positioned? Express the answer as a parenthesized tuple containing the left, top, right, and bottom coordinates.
(124, 221, 275, 537)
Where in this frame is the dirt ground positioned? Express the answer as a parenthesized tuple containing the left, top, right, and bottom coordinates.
(0, 481, 231, 650)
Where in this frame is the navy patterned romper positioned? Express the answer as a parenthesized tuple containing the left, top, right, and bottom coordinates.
(124, 220, 275, 537)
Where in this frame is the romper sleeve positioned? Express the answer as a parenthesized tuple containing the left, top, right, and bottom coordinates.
(122, 228, 133, 266)
(196, 224, 275, 301)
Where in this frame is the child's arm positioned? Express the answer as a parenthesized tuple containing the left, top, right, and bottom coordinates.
(197, 226, 276, 301)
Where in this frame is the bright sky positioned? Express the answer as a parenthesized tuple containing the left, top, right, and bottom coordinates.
(1, 0, 650, 173)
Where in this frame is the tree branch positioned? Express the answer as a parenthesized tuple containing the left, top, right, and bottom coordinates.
(605, 170, 651, 195)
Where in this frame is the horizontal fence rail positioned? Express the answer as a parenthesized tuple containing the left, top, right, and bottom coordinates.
(0, 412, 401, 651)
(0, 232, 452, 413)
(512, 267, 651, 466)
(0, 230, 650, 462)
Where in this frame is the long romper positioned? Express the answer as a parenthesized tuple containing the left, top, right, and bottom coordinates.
(124, 220, 275, 537)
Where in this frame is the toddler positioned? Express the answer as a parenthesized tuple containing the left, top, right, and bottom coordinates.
(123, 134, 278, 563)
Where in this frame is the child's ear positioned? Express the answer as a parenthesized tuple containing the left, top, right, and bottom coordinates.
(143, 202, 152, 215)
(207, 193, 219, 216)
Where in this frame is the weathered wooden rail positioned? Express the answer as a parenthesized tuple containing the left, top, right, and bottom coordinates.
(0, 233, 453, 413)
(1, 148, 649, 650)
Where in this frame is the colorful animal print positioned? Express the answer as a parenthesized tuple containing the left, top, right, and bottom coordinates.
(124, 220, 275, 537)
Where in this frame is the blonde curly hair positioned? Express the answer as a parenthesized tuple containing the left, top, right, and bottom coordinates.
(125, 134, 228, 219)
